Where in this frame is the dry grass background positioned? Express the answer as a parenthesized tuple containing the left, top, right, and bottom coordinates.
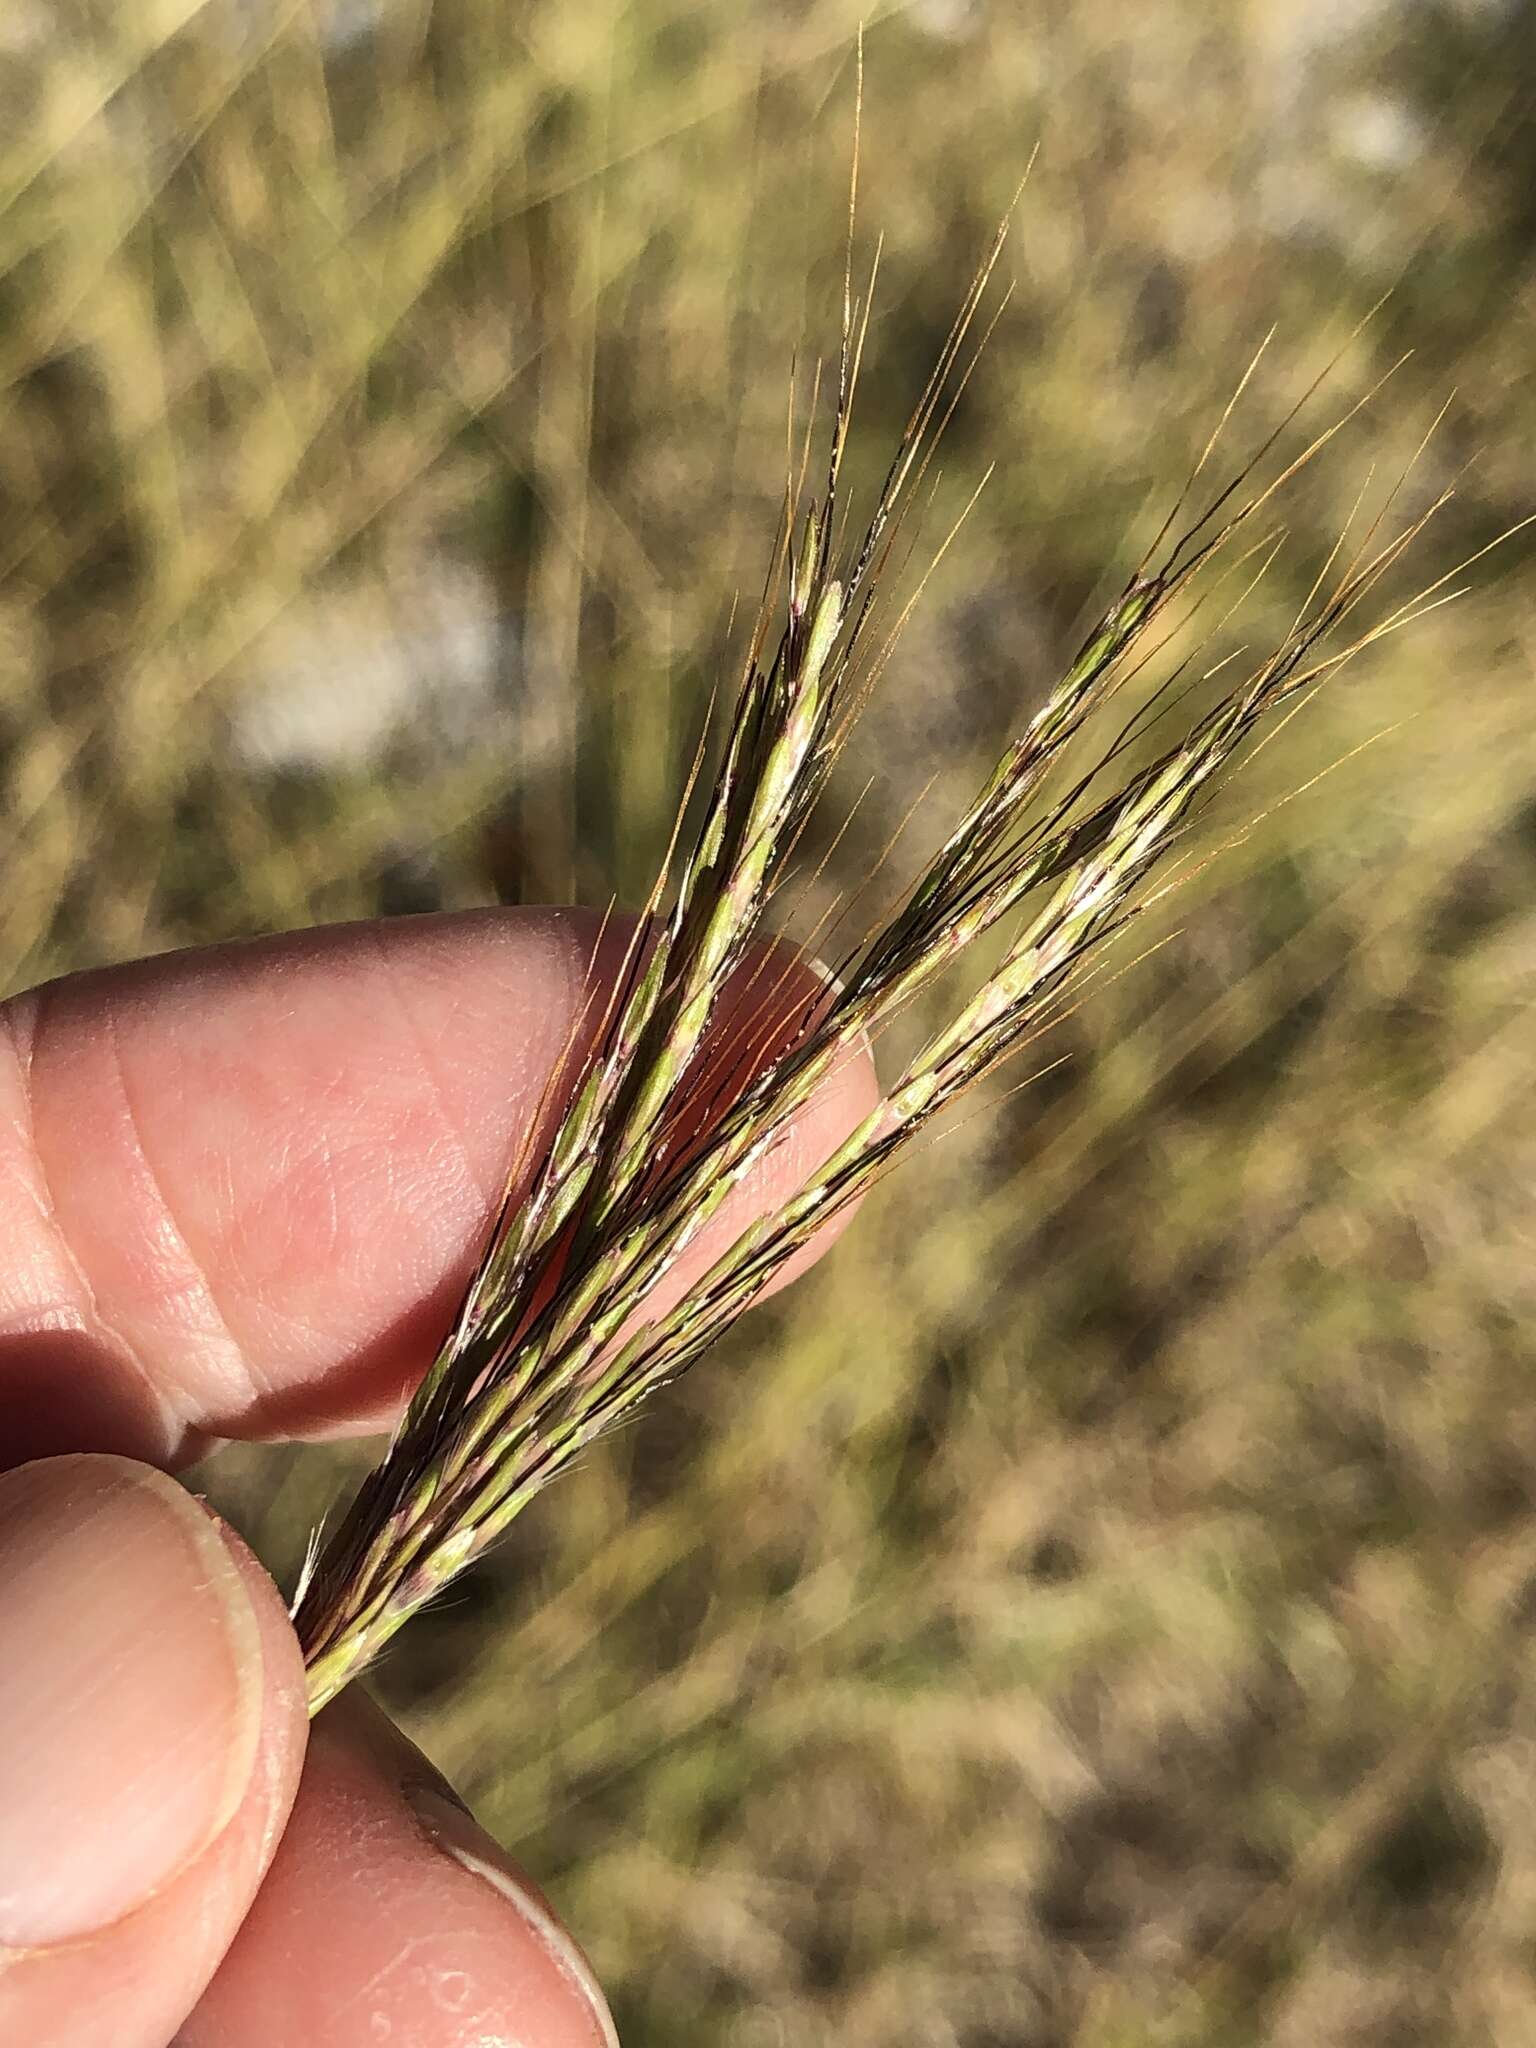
(4, 2, 1536, 2041)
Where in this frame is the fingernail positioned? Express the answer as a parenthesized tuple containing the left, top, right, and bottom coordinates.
(405, 1783, 620, 2048)
(805, 951, 847, 997)
(807, 952, 877, 1075)
(0, 1455, 263, 1948)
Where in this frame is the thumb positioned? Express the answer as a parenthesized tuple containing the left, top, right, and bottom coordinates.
(0, 1455, 307, 2048)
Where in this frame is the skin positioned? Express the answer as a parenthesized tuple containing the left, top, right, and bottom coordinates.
(0, 908, 879, 2048)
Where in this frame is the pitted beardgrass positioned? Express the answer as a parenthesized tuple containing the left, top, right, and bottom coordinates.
(291, 190, 1474, 1716)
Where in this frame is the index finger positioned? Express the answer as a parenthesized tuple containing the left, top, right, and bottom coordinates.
(0, 909, 879, 1470)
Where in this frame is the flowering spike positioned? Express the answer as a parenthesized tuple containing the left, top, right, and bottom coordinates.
(293, 234, 1448, 1715)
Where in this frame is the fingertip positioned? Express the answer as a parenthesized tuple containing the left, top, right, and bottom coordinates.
(0, 1456, 265, 1949)
(0, 908, 881, 1466)
(670, 934, 883, 1304)
(180, 1692, 617, 2048)
(401, 1786, 618, 2048)
(0, 1456, 306, 2047)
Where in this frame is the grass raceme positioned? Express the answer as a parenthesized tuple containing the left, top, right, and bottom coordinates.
(292, 218, 1464, 1716)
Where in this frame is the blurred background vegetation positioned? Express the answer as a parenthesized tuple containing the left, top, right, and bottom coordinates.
(4, 1, 1536, 2040)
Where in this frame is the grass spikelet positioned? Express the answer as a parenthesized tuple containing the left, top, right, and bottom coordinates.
(293, 220, 1453, 1716)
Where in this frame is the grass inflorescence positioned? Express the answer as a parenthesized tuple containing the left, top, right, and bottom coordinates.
(292, 193, 1463, 1714)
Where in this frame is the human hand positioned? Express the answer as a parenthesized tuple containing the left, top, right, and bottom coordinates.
(0, 909, 877, 2047)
